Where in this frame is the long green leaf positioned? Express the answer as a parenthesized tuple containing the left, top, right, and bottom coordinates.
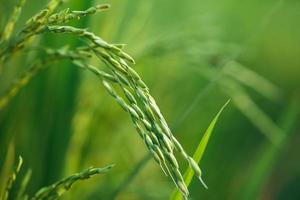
(170, 99, 230, 200)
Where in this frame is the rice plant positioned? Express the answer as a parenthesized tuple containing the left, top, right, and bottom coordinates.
(0, 155, 114, 200)
(0, 0, 218, 199)
(1, 0, 299, 199)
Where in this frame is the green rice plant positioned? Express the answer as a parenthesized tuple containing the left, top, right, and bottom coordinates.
(72, 44, 207, 198)
(0, 0, 214, 199)
(31, 165, 114, 200)
(0, 154, 113, 200)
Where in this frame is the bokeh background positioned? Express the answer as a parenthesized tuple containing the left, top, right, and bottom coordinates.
(0, 0, 300, 199)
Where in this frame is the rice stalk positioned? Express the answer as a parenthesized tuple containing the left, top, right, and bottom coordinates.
(0, 47, 90, 110)
(30, 165, 114, 200)
(0, 2, 209, 198)
(0, 0, 26, 43)
(0, 0, 61, 63)
(0, 156, 23, 200)
(44, 25, 207, 197)
(0, 2, 109, 64)
(47, 4, 110, 24)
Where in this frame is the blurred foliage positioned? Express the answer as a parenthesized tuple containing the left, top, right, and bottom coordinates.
(0, 0, 299, 199)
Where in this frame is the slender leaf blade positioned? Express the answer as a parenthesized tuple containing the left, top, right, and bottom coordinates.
(170, 99, 230, 200)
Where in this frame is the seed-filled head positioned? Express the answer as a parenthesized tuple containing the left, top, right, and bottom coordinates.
(12, 3, 210, 198)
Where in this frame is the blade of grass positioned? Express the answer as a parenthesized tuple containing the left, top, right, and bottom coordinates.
(16, 169, 32, 200)
(170, 99, 230, 200)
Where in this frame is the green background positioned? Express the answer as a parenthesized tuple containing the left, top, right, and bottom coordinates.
(0, 0, 299, 199)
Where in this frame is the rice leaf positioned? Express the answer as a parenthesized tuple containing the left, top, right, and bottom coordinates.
(16, 169, 32, 200)
(170, 99, 230, 200)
